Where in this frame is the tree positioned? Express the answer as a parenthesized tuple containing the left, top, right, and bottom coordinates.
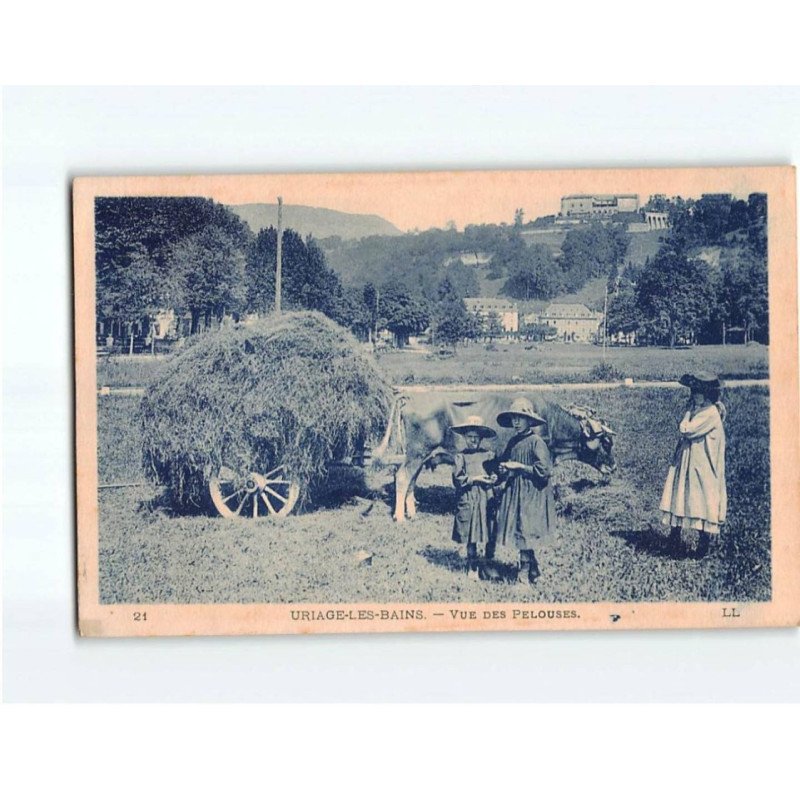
(719, 247, 769, 344)
(560, 222, 630, 292)
(514, 208, 525, 228)
(245, 228, 278, 314)
(95, 196, 251, 338)
(378, 282, 430, 347)
(605, 284, 641, 338)
(245, 228, 347, 323)
(486, 310, 503, 341)
(747, 193, 768, 259)
(444, 262, 480, 298)
(501, 244, 558, 300)
(329, 285, 372, 340)
(464, 309, 483, 342)
(522, 322, 557, 342)
(437, 275, 460, 303)
(170, 225, 247, 333)
(97, 244, 165, 353)
(435, 300, 471, 349)
(635, 246, 716, 347)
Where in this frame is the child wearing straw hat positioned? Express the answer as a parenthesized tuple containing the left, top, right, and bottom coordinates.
(494, 397, 556, 584)
(660, 372, 727, 559)
(450, 415, 498, 578)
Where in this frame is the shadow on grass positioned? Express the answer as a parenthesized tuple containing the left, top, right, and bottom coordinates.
(609, 527, 674, 557)
(418, 545, 466, 574)
(418, 545, 520, 583)
(137, 489, 208, 518)
(414, 485, 455, 516)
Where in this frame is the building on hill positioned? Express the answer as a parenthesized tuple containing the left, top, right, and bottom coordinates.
(537, 303, 603, 343)
(464, 297, 519, 333)
(560, 194, 640, 217)
(444, 252, 493, 268)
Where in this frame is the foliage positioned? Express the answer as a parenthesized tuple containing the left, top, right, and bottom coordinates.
(522, 322, 558, 341)
(95, 196, 251, 329)
(170, 225, 247, 332)
(588, 362, 623, 382)
(501, 243, 559, 300)
(245, 228, 347, 321)
(444, 261, 480, 298)
(628, 193, 769, 345)
(605, 283, 641, 336)
(433, 299, 471, 348)
(635, 245, 716, 347)
(378, 281, 431, 346)
(718, 246, 769, 343)
(486, 310, 503, 340)
(559, 222, 630, 293)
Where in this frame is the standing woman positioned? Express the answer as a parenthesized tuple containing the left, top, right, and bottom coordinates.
(660, 372, 727, 558)
(494, 397, 556, 584)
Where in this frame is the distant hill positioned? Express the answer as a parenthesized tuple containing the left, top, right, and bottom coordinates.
(228, 203, 402, 240)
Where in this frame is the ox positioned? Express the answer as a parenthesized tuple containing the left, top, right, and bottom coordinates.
(373, 392, 616, 522)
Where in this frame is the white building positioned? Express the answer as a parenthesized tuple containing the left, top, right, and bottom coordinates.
(538, 303, 603, 342)
(464, 297, 519, 333)
(560, 194, 640, 217)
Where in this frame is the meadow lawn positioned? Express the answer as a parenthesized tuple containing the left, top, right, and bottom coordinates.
(96, 341, 768, 389)
(96, 384, 771, 605)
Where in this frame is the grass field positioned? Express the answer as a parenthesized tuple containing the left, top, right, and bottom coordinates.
(96, 342, 769, 389)
(377, 342, 769, 385)
(96, 384, 771, 604)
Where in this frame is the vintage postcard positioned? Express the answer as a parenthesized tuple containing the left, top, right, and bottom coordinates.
(74, 166, 799, 636)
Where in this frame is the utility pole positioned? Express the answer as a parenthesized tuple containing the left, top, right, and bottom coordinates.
(374, 285, 380, 345)
(603, 283, 608, 361)
(275, 196, 283, 314)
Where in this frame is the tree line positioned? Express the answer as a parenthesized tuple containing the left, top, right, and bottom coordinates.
(96, 192, 769, 352)
(96, 197, 457, 347)
(607, 193, 768, 346)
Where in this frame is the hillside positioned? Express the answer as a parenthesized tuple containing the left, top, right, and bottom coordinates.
(229, 203, 401, 240)
(519, 227, 567, 255)
(626, 229, 664, 266)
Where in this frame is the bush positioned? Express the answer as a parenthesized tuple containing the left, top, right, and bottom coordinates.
(588, 362, 623, 382)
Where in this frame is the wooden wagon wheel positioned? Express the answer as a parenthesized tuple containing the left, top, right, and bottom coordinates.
(208, 464, 300, 519)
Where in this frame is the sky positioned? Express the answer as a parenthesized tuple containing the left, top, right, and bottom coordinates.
(84, 167, 778, 233)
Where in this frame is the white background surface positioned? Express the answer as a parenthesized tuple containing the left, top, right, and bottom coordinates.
(4, 86, 800, 702)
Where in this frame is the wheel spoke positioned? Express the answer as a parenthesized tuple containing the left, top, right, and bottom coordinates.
(261, 491, 277, 515)
(222, 488, 242, 503)
(263, 465, 285, 478)
(234, 493, 248, 515)
(263, 484, 289, 504)
(252, 494, 258, 518)
(264, 479, 292, 485)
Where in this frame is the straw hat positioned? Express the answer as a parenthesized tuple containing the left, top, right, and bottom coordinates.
(450, 415, 496, 439)
(496, 397, 547, 428)
(679, 371, 722, 391)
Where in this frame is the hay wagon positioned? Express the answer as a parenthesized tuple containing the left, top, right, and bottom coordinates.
(205, 398, 403, 520)
(140, 311, 394, 519)
(142, 312, 397, 521)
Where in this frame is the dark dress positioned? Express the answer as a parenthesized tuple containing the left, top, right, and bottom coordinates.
(494, 430, 555, 550)
(452, 447, 496, 545)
